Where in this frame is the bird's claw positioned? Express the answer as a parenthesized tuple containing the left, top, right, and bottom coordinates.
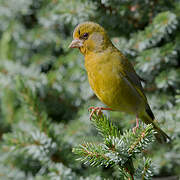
(88, 107, 113, 120)
(133, 116, 139, 134)
(88, 107, 103, 120)
(132, 126, 138, 134)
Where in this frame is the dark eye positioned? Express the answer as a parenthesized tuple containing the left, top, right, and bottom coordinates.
(83, 33, 88, 39)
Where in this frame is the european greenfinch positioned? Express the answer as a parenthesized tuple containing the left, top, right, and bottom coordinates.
(69, 21, 170, 143)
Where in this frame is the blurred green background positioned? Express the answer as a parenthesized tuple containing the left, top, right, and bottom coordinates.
(0, 0, 179, 179)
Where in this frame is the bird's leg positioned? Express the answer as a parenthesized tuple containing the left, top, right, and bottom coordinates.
(136, 115, 139, 128)
(88, 107, 113, 120)
(133, 115, 139, 134)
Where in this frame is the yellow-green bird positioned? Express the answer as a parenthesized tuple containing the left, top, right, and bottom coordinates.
(69, 21, 170, 143)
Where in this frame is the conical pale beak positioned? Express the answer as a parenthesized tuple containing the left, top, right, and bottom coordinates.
(68, 39, 84, 48)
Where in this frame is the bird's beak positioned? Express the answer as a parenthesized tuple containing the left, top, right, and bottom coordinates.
(68, 39, 84, 48)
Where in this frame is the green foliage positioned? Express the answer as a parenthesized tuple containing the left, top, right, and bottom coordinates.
(73, 114, 155, 179)
(0, 0, 179, 179)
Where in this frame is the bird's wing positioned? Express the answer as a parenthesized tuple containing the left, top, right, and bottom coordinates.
(115, 52, 155, 121)
(116, 53, 148, 103)
(125, 70, 148, 102)
(138, 76, 146, 83)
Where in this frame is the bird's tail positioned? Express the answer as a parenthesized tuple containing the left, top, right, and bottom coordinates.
(153, 125, 171, 143)
(140, 105, 171, 143)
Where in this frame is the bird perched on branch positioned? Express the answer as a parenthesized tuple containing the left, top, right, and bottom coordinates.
(69, 21, 170, 143)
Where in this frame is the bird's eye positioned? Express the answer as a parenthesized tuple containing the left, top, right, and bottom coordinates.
(83, 33, 88, 39)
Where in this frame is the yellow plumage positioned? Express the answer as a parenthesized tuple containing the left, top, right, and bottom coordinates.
(69, 21, 170, 143)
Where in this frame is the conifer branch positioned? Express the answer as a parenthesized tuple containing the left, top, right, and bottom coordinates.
(90, 113, 120, 138)
(73, 113, 155, 179)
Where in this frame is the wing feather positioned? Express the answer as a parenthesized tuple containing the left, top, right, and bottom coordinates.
(116, 52, 147, 103)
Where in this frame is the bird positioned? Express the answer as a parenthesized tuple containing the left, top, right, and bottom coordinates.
(69, 21, 170, 143)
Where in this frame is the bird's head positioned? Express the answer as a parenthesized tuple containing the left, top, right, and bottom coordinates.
(69, 22, 111, 55)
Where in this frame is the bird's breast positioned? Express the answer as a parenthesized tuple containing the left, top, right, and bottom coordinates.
(85, 54, 144, 114)
(86, 61, 125, 107)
